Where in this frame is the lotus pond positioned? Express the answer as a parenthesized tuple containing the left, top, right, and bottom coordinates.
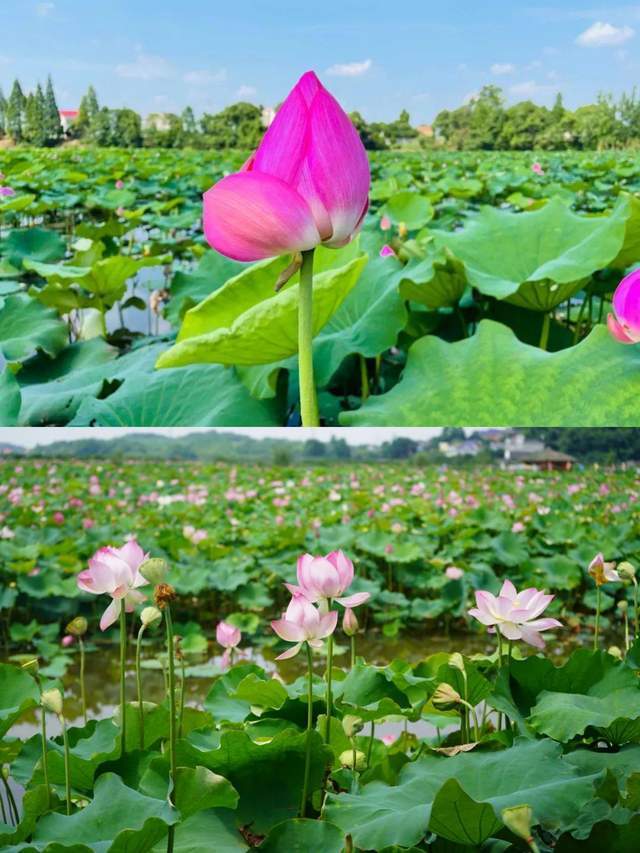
(2, 147, 640, 427)
(1, 455, 640, 850)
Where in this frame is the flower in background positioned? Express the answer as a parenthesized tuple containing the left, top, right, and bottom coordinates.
(380, 215, 391, 230)
(531, 162, 544, 175)
(115, 179, 125, 189)
(61, 635, 75, 648)
(608, 269, 640, 344)
(379, 244, 396, 258)
(216, 620, 241, 668)
(202, 71, 370, 261)
(183, 524, 208, 544)
(588, 552, 620, 585)
(511, 521, 525, 533)
(286, 550, 370, 608)
(468, 579, 561, 649)
(77, 539, 149, 630)
(0, 186, 16, 197)
(271, 594, 337, 659)
(445, 566, 464, 580)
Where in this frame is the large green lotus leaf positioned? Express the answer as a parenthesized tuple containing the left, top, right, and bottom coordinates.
(383, 191, 434, 230)
(324, 739, 601, 850)
(0, 193, 36, 213)
(3, 228, 66, 268)
(166, 251, 244, 326)
(174, 765, 239, 819)
(428, 778, 503, 845)
(398, 246, 467, 310)
(0, 663, 39, 738)
(435, 196, 627, 310)
(340, 321, 640, 426)
(28, 772, 177, 852)
(174, 727, 332, 833)
(0, 294, 68, 362)
(70, 362, 281, 426)
(156, 255, 367, 367)
(0, 368, 21, 425)
(259, 818, 345, 853)
(555, 814, 640, 852)
(152, 810, 247, 853)
(529, 688, 640, 743)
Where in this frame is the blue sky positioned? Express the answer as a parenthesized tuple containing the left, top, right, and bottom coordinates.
(2, 1, 640, 122)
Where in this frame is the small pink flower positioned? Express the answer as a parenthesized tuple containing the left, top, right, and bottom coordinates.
(382, 733, 397, 746)
(342, 607, 358, 636)
(285, 550, 370, 608)
(468, 579, 561, 649)
(445, 566, 464, 580)
(379, 244, 396, 258)
(608, 269, 640, 344)
(0, 186, 16, 198)
(531, 162, 544, 175)
(61, 635, 75, 647)
(115, 179, 125, 189)
(53, 512, 65, 525)
(82, 518, 95, 530)
(380, 215, 392, 230)
(216, 620, 241, 649)
(511, 521, 525, 533)
(77, 539, 149, 631)
(271, 594, 338, 660)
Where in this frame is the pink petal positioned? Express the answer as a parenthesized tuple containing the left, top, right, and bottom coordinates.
(526, 618, 562, 631)
(498, 622, 522, 641)
(607, 313, 637, 344)
(117, 539, 146, 573)
(500, 580, 517, 600)
(276, 642, 303, 660)
(519, 626, 546, 649)
(203, 172, 320, 262)
(468, 607, 497, 626)
(99, 599, 120, 632)
(271, 618, 306, 643)
(612, 269, 640, 336)
(336, 592, 370, 608)
(317, 610, 338, 639)
(326, 550, 354, 590)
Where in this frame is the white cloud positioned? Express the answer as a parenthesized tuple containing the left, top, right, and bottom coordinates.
(236, 85, 257, 99)
(183, 69, 227, 86)
(491, 62, 516, 75)
(115, 53, 174, 81)
(576, 21, 635, 47)
(326, 59, 372, 77)
(35, 2, 54, 16)
(509, 80, 555, 98)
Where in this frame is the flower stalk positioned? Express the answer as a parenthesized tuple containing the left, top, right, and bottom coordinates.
(298, 249, 319, 427)
(300, 642, 314, 818)
(119, 601, 127, 754)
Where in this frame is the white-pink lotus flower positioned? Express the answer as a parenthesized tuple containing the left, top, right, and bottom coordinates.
(77, 540, 149, 631)
(216, 620, 241, 649)
(285, 550, 370, 608)
(468, 579, 561, 649)
(588, 552, 621, 586)
(271, 594, 338, 660)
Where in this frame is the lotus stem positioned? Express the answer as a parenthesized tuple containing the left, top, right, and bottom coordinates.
(594, 586, 601, 651)
(119, 601, 127, 755)
(325, 599, 334, 745)
(79, 637, 87, 726)
(40, 700, 50, 808)
(572, 293, 589, 343)
(633, 579, 638, 640)
(1, 771, 18, 825)
(350, 634, 356, 670)
(135, 624, 146, 750)
(298, 248, 319, 426)
(367, 722, 375, 768)
(165, 605, 177, 853)
(300, 642, 313, 818)
(178, 656, 186, 739)
(496, 627, 504, 668)
(456, 304, 468, 338)
(0, 784, 7, 824)
(539, 312, 550, 351)
(60, 715, 71, 815)
(359, 355, 369, 401)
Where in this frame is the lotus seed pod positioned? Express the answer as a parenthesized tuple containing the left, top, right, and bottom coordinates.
(432, 682, 462, 711)
(140, 558, 169, 585)
(41, 688, 64, 716)
(66, 616, 88, 637)
(339, 749, 366, 770)
(501, 804, 534, 842)
(140, 606, 162, 627)
(618, 562, 636, 581)
(617, 600, 628, 612)
(342, 714, 364, 737)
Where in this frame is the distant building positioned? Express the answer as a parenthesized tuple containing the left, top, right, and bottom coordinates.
(59, 109, 79, 133)
(505, 448, 575, 472)
(416, 124, 434, 137)
(438, 439, 482, 458)
(144, 113, 173, 132)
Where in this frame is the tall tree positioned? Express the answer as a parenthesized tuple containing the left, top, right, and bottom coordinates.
(24, 84, 48, 146)
(76, 85, 100, 137)
(44, 75, 63, 145)
(0, 87, 6, 137)
(113, 109, 142, 147)
(6, 80, 26, 142)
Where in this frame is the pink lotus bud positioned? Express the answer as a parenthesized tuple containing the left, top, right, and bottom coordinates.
(82, 518, 95, 530)
(285, 550, 370, 608)
(61, 635, 75, 647)
(382, 733, 397, 746)
(53, 512, 65, 525)
(380, 215, 392, 230)
(379, 244, 396, 258)
(445, 566, 464, 580)
(271, 593, 338, 660)
(115, 180, 125, 189)
(531, 162, 544, 175)
(0, 186, 16, 197)
(511, 521, 525, 533)
(608, 269, 640, 344)
(342, 607, 359, 636)
(203, 71, 370, 261)
(216, 620, 241, 650)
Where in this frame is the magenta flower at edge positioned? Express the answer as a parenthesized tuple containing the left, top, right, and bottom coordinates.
(608, 269, 640, 344)
(0, 186, 16, 198)
(271, 594, 338, 660)
(468, 579, 561, 649)
(203, 71, 370, 261)
(77, 539, 149, 631)
(285, 550, 370, 608)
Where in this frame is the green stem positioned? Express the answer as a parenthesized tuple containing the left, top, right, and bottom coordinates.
(178, 657, 186, 740)
(61, 716, 71, 815)
(136, 625, 146, 750)
(594, 586, 601, 651)
(300, 642, 313, 818)
(0, 785, 7, 824)
(40, 703, 50, 809)
(1, 775, 18, 825)
(325, 600, 334, 745)
(374, 354, 381, 392)
(350, 634, 356, 670)
(539, 312, 551, 351)
(298, 249, 319, 426)
(634, 580, 639, 641)
(359, 354, 370, 401)
(496, 627, 504, 668)
(79, 638, 87, 726)
(572, 293, 589, 344)
(367, 722, 375, 768)
(119, 601, 127, 755)
(165, 606, 177, 853)
(456, 304, 468, 338)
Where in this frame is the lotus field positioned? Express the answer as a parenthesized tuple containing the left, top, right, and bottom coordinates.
(3, 142, 640, 427)
(1, 456, 640, 850)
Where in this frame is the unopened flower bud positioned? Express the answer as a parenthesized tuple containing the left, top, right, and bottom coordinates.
(618, 562, 636, 581)
(617, 600, 628, 613)
(140, 606, 162, 627)
(343, 608, 359, 637)
(41, 688, 64, 716)
(140, 558, 169, 585)
(66, 616, 88, 637)
(339, 749, 366, 770)
(432, 682, 462, 711)
(342, 714, 364, 738)
(448, 652, 465, 673)
(501, 804, 534, 844)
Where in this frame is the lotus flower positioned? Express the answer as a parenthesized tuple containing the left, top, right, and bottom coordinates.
(216, 620, 241, 650)
(0, 186, 15, 198)
(608, 269, 640, 344)
(285, 550, 370, 608)
(203, 70, 370, 261)
(588, 552, 620, 585)
(468, 579, 561, 649)
(271, 594, 338, 660)
(77, 540, 149, 631)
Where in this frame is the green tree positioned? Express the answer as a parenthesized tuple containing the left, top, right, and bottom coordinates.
(200, 102, 263, 149)
(304, 439, 326, 458)
(113, 109, 142, 147)
(88, 107, 114, 146)
(0, 87, 6, 137)
(44, 75, 62, 145)
(499, 101, 552, 149)
(573, 99, 617, 149)
(76, 85, 100, 137)
(349, 111, 388, 150)
(6, 80, 26, 142)
(24, 84, 48, 146)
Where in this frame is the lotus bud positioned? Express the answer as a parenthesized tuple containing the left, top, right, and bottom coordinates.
(448, 652, 465, 673)
(41, 688, 64, 716)
(21, 658, 39, 675)
(432, 682, 462, 711)
(342, 714, 364, 737)
(618, 562, 636, 581)
(501, 804, 534, 844)
(66, 616, 88, 637)
(141, 606, 162, 627)
(339, 749, 367, 771)
(343, 608, 359, 637)
(618, 600, 628, 613)
(608, 645, 623, 660)
(398, 222, 408, 239)
(140, 557, 169, 585)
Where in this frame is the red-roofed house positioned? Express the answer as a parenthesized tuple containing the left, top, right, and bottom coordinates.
(59, 110, 79, 133)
